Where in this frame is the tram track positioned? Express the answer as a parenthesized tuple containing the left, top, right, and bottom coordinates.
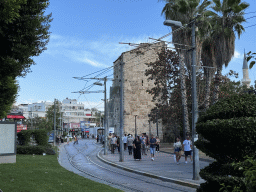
(63, 139, 196, 192)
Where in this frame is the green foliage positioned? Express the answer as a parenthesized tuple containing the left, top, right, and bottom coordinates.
(0, 0, 27, 24)
(0, 0, 52, 118)
(246, 51, 256, 69)
(17, 129, 33, 146)
(33, 129, 49, 146)
(17, 129, 49, 146)
(195, 94, 256, 192)
(17, 145, 55, 155)
(0, 76, 18, 118)
(45, 101, 61, 131)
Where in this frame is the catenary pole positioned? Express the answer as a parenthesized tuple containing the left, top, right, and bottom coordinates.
(119, 61, 124, 162)
(191, 19, 200, 180)
(104, 77, 108, 155)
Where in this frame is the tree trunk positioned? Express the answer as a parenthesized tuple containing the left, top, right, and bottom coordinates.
(213, 67, 221, 104)
(179, 54, 190, 138)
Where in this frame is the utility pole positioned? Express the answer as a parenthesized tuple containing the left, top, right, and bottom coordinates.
(119, 61, 124, 162)
(191, 19, 200, 180)
(72, 76, 112, 155)
(53, 99, 56, 147)
(104, 77, 108, 155)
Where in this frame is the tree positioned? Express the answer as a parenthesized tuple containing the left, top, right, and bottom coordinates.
(160, 0, 212, 137)
(195, 93, 256, 192)
(0, 0, 52, 119)
(0, 76, 18, 118)
(45, 101, 61, 131)
(145, 49, 181, 140)
(207, 0, 249, 104)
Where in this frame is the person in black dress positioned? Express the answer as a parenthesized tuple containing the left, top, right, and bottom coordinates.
(133, 136, 142, 161)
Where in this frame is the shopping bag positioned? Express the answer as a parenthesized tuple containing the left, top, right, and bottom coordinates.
(173, 154, 176, 163)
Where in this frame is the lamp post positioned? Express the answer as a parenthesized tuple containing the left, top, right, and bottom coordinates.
(164, 19, 200, 180)
(134, 115, 137, 137)
(94, 78, 108, 155)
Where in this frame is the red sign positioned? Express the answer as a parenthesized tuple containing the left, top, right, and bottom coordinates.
(17, 124, 27, 132)
(7, 115, 25, 119)
(85, 114, 91, 116)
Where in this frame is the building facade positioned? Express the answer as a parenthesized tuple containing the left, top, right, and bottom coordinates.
(109, 42, 165, 140)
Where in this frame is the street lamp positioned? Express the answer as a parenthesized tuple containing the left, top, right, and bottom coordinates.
(164, 19, 200, 180)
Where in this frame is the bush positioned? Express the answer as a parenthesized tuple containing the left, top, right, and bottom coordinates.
(17, 146, 55, 155)
(195, 94, 256, 192)
(33, 129, 49, 146)
(17, 129, 49, 146)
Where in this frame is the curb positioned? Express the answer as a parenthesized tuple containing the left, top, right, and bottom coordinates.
(97, 149, 200, 189)
(159, 150, 215, 163)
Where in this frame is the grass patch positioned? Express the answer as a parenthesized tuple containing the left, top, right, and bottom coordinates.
(0, 153, 122, 192)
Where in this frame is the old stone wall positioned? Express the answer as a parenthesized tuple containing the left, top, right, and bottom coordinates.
(110, 42, 165, 140)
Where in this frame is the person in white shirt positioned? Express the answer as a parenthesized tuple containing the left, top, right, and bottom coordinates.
(182, 136, 192, 164)
(123, 134, 128, 151)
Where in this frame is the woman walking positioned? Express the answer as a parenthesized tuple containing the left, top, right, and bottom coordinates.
(156, 136, 160, 152)
(133, 136, 142, 160)
(174, 137, 182, 164)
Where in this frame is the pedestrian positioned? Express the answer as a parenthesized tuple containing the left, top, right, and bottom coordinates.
(149, 134, 157, 161)
(123, 134, 127, 151)
(182, 136, 192, 164)
(117, 136, 120, 153)
(133, 136, 142, 161)
(145, 134, 149, 153)
(127, 135, 134, 155)
(73, 135, 78, 144)
(174, 137, 182, 164)
(140, 134, 147, 155)
(67, 135, 70, 145)
(156, 136, 160, 152)
(97, 134, 99, 143)
(108, 133, 112, 151)
(110, 135, 117, 154)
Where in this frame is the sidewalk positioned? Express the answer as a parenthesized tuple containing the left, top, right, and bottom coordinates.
(97, 143, 214, 189)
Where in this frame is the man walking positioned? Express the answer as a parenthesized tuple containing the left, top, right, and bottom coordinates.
(123, 134, 127, 151)
(127, 135, 134, 155)
(110, 135, 117, 154)
(149, 134, 156, 161)
(182, 136, 193, 164)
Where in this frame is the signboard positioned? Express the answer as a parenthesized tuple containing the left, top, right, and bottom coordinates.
(109, 127, 114, 134)
(7, 115, 25, 119)
(0, 122, 16, 164)
(17, 124, 27, 133)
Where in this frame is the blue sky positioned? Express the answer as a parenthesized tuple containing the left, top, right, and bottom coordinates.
(16, 0, 256, 110)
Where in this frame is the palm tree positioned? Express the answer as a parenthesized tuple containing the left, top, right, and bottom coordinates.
(209, 0, 249, 104)
(160, 0, 211, 137)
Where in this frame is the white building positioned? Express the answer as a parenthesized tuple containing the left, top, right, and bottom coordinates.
(61, 98, 96, 125)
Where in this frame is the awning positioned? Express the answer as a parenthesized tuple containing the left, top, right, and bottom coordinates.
(7, 115, 25, 119)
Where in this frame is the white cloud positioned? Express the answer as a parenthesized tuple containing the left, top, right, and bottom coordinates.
(45, 33, 168, 68)
(234, 50, 243, 59)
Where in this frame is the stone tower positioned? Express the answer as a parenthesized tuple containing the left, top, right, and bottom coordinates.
(241, 50, 251, 88)
(109, 42, 165, 140)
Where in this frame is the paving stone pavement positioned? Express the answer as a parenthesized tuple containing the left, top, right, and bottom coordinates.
(97, 143, 214, 187)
